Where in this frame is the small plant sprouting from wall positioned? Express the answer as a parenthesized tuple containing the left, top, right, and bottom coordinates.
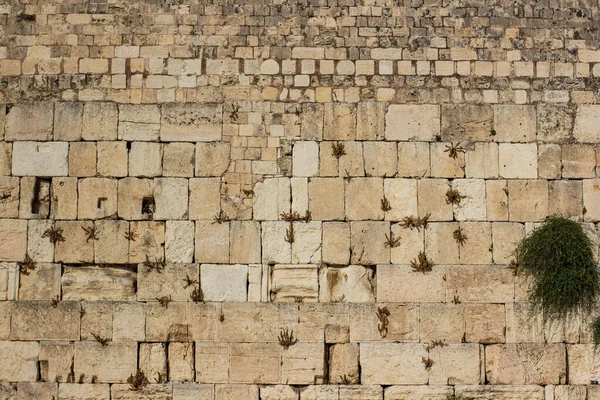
(42, 225, 65, 244)
(284, 223, 295, 243)
(516, 217, 599, 322)
(144, 255, 165, 273)
(331, 142, 346, 159)
(380, 197, 392, 212)
(422, 356, 434, 370)
(278, 328, 298, 349)
(453, 227, 467, 246)
(444, 143, 465, 159)
(190, 287, 203, 303)
(339, 373, 358, 384)
(384, 231, 401, 248)
(127, 370, 149, 391)
(376, 306, 390, 338)
(213, 210, 230, 224)
(400, 214, 430, 231)
(411, 252, 433, 274)
(91, 333, 110, 346)
(156, 295, 172, 308)
(82, 225, 99, 243)
(18, 253, 36, 276)
(446, 189, 466, 206)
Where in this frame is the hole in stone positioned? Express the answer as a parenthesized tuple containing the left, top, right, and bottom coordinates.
(31, 178, 51, 217)
(97, 197, 108, 209)
(142, 196, 155, 216)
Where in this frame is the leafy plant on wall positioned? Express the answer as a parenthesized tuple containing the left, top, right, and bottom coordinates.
(515, 217, 600, 342)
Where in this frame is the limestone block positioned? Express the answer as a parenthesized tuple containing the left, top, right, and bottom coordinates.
(350, 303, 419, 342)
(328, 343, 359, 384)
(77, 178, 118, 219)
(338, 386, 383, 400)
(499, 143, 538, 179)
(0, 219, 27, 261)
(574, 105, 600, 142)
(0, 341, 39, 381)
(485, 344, 566, 385)
(62, 266, 136, 301)
(549, 180, 583, 218)
(493, 105, 536, 142)
(377, 264, 444, 302)
(0, 176, 19, 218)
(215, 384, 259, 400)
(281, 343, 324, 384)
(292, 222, 321, 264)
(308, 178, 344, 221)
(539, 144, 562, 179)
(486, 180, 508, 221)
(360, 343, 428, 384)
(300, 104, 324, 141)
(322, 222, 350, 265)
(537, 104, 574, 143)
(345, 178, 383, 221)
(5, 103, 53, 141)
(384, 386, 452, 400)
(145, 302, 188, 342)
(75, 342, 137, 383)
(319, 265, 375, 303)
(195, 142, 230, 177)
(254, 178, 291, 221)
(385, 105, 440, 141)
(454, 385, 544, 399)
(260, 386, 299, 400)
(508, 180, 548, 222)
(195, 220, 229, 263)
(189, 178, 221, 220)
(293, 141, 319, 177)
(165, 221, 194, 263)
(117, 178, 154, 220)
(466, 303, 506, 344)
(139, 263, 198, 302)
(129, 142, 163, 177)
(16, 382, 57, 399)
(398, 142, 430, 177)
(261, 222, 291, 264)
(425, 222, 459, 265)
(18, 263, 60, 300)
(458, 222, 492, 265)
(297, 303, 348, 343)
(173, 383, 214, 400)
(68, 142, 96, 177)
(420, 303, 465, 342)
(230, 221, 261, 264)
(417, 179, 453, 221)
(201, 264, 248, 301)
(441, 105, 493, 142)
(58, 384, 110, 400)
(94, 220, 129, 264)
(82, 103, 117, 141)
(492, 222, 524, 264)
(161, 103, 222, 141)
(452, 179, 486, 221)
(229, 343, 281, 384)
(389, 222, 425, 264)
(54, 221, 94, 263)
(271, 265, 318, 302)
(350, 221, 389, 264)
(196, 342, 229, 383)
(0, 382, 14, 400)
(364, 142, 397, 177)
(18, 177, 50, 219)
(168, 342, 194, 382)
(429, 344, 482, 385)
(163, 142, 195, 177)
(0, 301, 11, 337)
(80, 301, 112, 341)
(0, 142, 11, 176)
(446, 265, 514, 303)
(466, 142, 499, 178)
(97, 141, 128, 177)
(291, 178, 308, 216)
(11, 301, 79, 340)
(118, 105, 161, 141)
(430, 142, 465, 178)
(334, 141, 363, 178)
(111, 384, 173, 399)
(551, 386, 587, 400)
(153, 178, 188, 220)
(505, 302, 544, 343)
(217, 303, 297, 343)
(129, 221, 165, 263)
(140, 343, 167, 384)
(54, 102, 83, 141)
(51, 177, 78, 220)
(356, 102, 385, 141)
(562, 144, 596, 178)
(383, 179, 417, 221)
(27, 220, 53, 262)
(324, 104, 355, 140)
(0, 263, 18, 302)
(113, 302, 145, 341)
(12, 142, 68, 176)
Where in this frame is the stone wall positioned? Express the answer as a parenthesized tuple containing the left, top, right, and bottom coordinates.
(1, 0, 600, 399)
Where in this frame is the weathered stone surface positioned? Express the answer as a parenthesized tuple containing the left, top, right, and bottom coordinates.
(189, 178, 221, 220)
(254, 178, 291, 220)
(281, 343, 324, 384)
(11, 301, 79, 340)
(195, 220, 229, 264)
(39, 342, 75, 383)
(18, 263, 60, 300)
(260, 386, 299, 400)
(138, 263, 198, 302)
(128, 221, 165, 263)
(454, 385, 544, 399)
(163, 142, 195, 177)
(230, 343, 280, 384)
(324, 104, 355, 140)
(74, 342, 137, 383)
(201, 264, 248, 301)
(271, 265, 318, 302)
(77, 178, 118, 220)
(161, 103, 222, 141)
(169, 342, 195, 382)
(441, 105, 493, 141)
(16, 382, 58, 400)
(360, 343, 428, 384)
(5, 103, 53, 141)
(62, 266, 136, 301)
(139, 343, 167, 384)
(54, 221, 94, 264)
(0, 341, 39, 381)
(113, 302, 145, 341)
(229, 221, 261, 264)
(153, 178, 188, 220)
(309, 178, 344, 221)
(328, 343, 359, 384)
(574, 105, 600, 142)
(195, 142, 230, 177)
(350, 303, 418, 342)
(466, 303, 506, 344)
(384, 386, 452, 400)
(165, 221, 194, 263)
(82, 103, 118, 141)
(94, 220, 129, 264)
(319, 265, 375, 303)
(54, 102, 83, 141)
(12, 142, 68, 176)
(445, 265, 514, 303)
(58, 384, 110, 400)
(429, 344, 482, 385)
(420, 303, 465, 342)
(537, 104, 574, 143)
(377, 264, 444, 302)
(494, 105, 536, 142)
(350, 221, 389, 264)
(385, 105, 440, 141)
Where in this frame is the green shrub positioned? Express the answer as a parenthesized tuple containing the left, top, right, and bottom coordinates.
(517, 217, 599, 320)
(592, 315, 600, 346)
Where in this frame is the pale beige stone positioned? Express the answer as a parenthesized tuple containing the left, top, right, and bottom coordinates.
(338, 141, 364, 177)
(163, 142, 195, 177)
(293, 141, 319, 177)
(112, 302, 145, 342)
(319, 265, 375, 303)
(466, 303, 506, 344)
(574, 105, 600, 142)
(539, 144, 562, 179)
(377, 263, 444, 303)
(458, 222, 492, 264)
(128, 221, 165, 263)
(229, 343, 280, 384)
(16, 382, 58, 400)
(27, 220, 53, 262)
(292, 222, 321, 264)
(389, 222, 425, 264)
(11, 301, 79, 340)
(429, 344, 481, 385)
(260, 386, 299, 400)
(562, 144, 596, 178)
(54, 102, 83, 141)
(0, 142, 12, 176)
(82, 103, 117, 141)
(383, 179, 417, 221)
(494, 105, 536, 142)
(466, 142, 499, 178)
(485, 344, 566, 385)
(145, 302, 188, 342)
(0, 177, 18, 219)
(0, 219, 27, 262)
(300, 104, 324, 141)
(357, 102, 386, 140)
(165, 221, 194, 263)
(201, 264, 248, 301)
(324, 104, 355, 140)
(195, 142, 230, 177)
(254, 178, 291, 221)
(12, 142, 69, 176)
(309, 178, 344, 221)
(5, 103, 53, 141)
(214, 384, 259, 400)
(51, 177, 78, 220)
(80, 301, 112, 342)
(425, 222, 459, 264)
(54, 221, 94, 263)
(505, 302, 544, 343)
(384, 386, 452, 400)
(169, 342, 195, 382)
(385, 105, 440, 141)
(153, 178, 188, 220)
(138, 263, 198, 302)
(508, 180, 548, 222)
(281, 342, 324, 384)
(39, 342, 75, 383)
(195, 342, 229, 383)
(499, 143, 538, 179)
(486, 180, 509, 221)
(75, 342, 137, 383)
(492, 222, 524, 264)
(430, 142, 465, 178)
(161, 103, 222, 142)
(442, 105, 494, 141)
(261, 222, 291, 264)
(350, 221, 389, 264)
(62, 266, 136, 301)
(549, 180, 583, 218)
(0, 341, 40, 381)
(397, 142, 430, 177)
(350, 303, 419, 342)
(364, 142, 397, 177)
(129, 142, 163, 177)
(345, 178, 383, 221)
(322, 222, 350, 265)
(418, 179, 453, 221)
(420, 303, 465, 342)
(18, 263, 60, 301)
(189, 178, 221, 220)
(455, 385, 544, 399)
(360, 343, 428, 384)
(139, 343, 167, 383)
(77, 178, 118, 220)
(68, 142, 96, 177)
(195, 220, 229, 264)
(328, 343, 359, 384)
(230, 221, 261, 264)
(94, 220, 129, 264)
(446, 265, 514, 303)
(117, 178, 154, 220)
(452, 179, 486, 221)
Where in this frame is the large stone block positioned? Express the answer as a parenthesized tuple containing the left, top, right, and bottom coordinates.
(118, 104, 161, 141)
(281, 343, 325, 384)
(441, 105, 494, 141)
(5, 103, 53, 141)
(77, 178, 118, 219)
(293, 141, 319, 177)
(486, 344, 566, 385)
(189, 178, 221, 220)
(499, 143, 538, 179)
(345, 178, 384, 221)
(429, 344, 482, 385)
(18, 263, 60, 301)
(138, 263, 198, 302)
(385, 105, 440, 141)
(324, 104, 355, 140)
(12, 142, 68, 176)
(230, 221, 261, 264)
(82, 103, 118, 141)
(201, 264, 248, 301)
(384, 386, 452, 400)
(360, 343, 428, 384)
(350, 303, 418, 342)
(271, 265, 318, 302)
(574, 105, 600, 143)
(377, 264, 444, 302)
(454, 385, 544, 399)
(350, 221, 389, 264)
(417, 179, 453, 221)
(195, 220, 229, 264)
(113, 302, 145, 341)
(445, 265, 514, 303)
(398, 142, 430, 177)
(153, 178, 188, 220)
(0, 341, 39, 381)
(0, 219, 27, 262)
(75, 342, 137, 383)
(94, 220, 129, 264)
(169, 342, 195, 382)
(128, 221, 165, 263)
(420, 303, 465, 342)
(11, 301, 79, 340)
(430, 142, 465, 178)
(319, 265, 375, 303)
(357, 102, 386, 140)
(254, 178, 291, 221)
(161, 103, 222, 141)
(508, 180, 548, 222)
(54, 102, 83, 141)
(0, 177, 19, 218)
(163, 142, 195, 177)
(466, 303, 506, 344)
(139, 343, 167, 384)
(493, 105, 536, 142)
(537, 104, 574, 143)
(62, 266, 136, 301)
(165, 221, 194, 263)
(196, 342, 229, 383)
(129, 142, 163, 177)
(229, 343, 280, 384)
(309, 178, 344, 221)
(39, 342, 75, 383)
(58, 384, 110, 400)
(195, 142, 230, 177)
